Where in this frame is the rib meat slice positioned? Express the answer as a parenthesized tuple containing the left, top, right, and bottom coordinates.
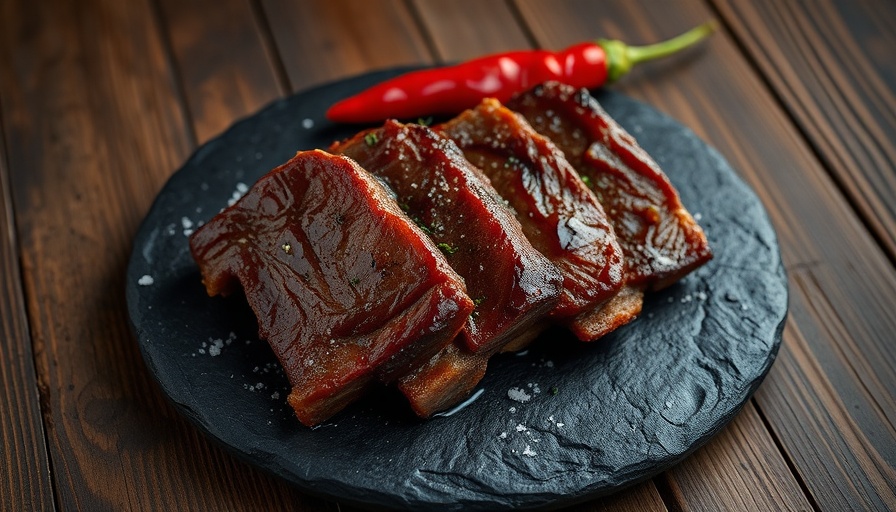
(189, 150, 474, 426)
(437, 99, 625, 322)
(331, 121, 561, 416)
(331, 121, 561, 354)
(508, 82, 713, 340)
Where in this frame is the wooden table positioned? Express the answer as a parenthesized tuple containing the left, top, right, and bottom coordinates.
(2, 0, 894, 510)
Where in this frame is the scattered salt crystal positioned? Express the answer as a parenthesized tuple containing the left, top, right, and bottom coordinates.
(694, 212, 703, 221)
(515, 424, 527, 432)
(302, 118, 314, 129)
(181, 217, 194, 229)
(522, 445, 537, 457)
(271, 391, 280, 400)
(236, 182, 249, 193)
(696, 291, 707, 301)
(208, 344, 221, 356)
(665, 400, 673, 408)
(138, 275, 154, 286)
(508, 387, 531, 403)
(557, 422, 564, 428)
(197, 348, 205, 354)
(498, 432, 507, 439)
(509, 407, 516, 413)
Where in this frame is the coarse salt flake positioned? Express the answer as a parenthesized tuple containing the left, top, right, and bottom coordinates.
(522, 445, 537, 457)
(508, 387, 532, 403)
(138, 275, 154, 286)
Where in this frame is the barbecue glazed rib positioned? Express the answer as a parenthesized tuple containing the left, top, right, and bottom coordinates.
(437, 99, 625, 323)
(508, 83, 712, 340)
(331, 121, 561, 417)
(331, 120, 561, 354)
(189, 150, 474, 426)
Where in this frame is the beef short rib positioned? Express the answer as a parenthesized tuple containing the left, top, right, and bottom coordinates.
(189, 150, 474, 426)
(438, 99, 624, 322)
(331, 121, 561, 416)
(331, 121, 561, 354)
(508, 83, 712, 340)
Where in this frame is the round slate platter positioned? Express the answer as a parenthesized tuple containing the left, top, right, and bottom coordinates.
(126, 69, 788, 511)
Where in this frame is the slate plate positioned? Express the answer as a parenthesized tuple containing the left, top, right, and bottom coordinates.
(126, 69, 787, 511)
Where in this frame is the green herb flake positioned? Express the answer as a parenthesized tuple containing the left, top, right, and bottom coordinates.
(580, 175, 592, 188)
(364, 132, 379, 146)
(473, 296, 486, 306)
(349, 277, 361, 286)
(411, 216, 432, 234)
(437, 242, 458, 255)
(550, 386, 559, 395)
(417, 117, 433, 126)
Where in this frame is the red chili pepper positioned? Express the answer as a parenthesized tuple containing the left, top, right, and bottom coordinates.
(326, 22, 716, 124)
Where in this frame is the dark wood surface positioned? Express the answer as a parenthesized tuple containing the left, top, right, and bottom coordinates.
(1, 0, 893, 510)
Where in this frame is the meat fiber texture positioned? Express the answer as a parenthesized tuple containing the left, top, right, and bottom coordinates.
(331, 121, 562, 417)
(437, 99, 625, 326)
(507, 82, 712, 340)
(189, 150, 474, 426)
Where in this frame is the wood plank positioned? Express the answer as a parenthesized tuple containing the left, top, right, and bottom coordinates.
(0, 0, 333, 509)
(659, 402, 812, 511)
(260, 0, 431, 91)
(0, 103, 55, 511)
(567, 481, 667, 512)
(411, 0, 531, 61)
(712, 0, 896, 260)
(514, 0, 896, 509)
(157, 0, 283, 144)
(755, 268, 896, 511)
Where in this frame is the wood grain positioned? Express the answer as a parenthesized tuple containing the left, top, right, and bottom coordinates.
(410, 0, 532, 61)
(756, 268, 896, 510)
(659, 402, 812, 511)
(156, 0, 284, 144)
(260, 0, 431, 91)
(713, 0, 896, 261)
(0, 101, 55, 511)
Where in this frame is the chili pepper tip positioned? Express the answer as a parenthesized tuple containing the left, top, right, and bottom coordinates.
(599, 21, 717, 83)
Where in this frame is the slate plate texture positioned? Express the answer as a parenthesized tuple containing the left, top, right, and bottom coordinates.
(126, 69, 788, 510)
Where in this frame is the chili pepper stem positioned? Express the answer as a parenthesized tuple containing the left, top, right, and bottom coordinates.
(599, 21, 717, 82)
